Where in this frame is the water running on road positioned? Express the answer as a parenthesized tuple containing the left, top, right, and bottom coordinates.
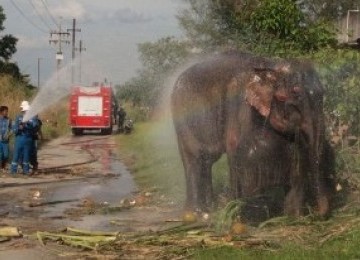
(40, 135, 137, 230)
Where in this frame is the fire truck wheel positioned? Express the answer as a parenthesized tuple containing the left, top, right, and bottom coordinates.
(101, 127, 112, 135)
(72, 128, 83, 136)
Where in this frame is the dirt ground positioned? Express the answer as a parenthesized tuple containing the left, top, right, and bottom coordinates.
(0, 133, 181, 259)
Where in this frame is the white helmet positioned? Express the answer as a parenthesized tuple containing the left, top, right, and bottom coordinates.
(20, 100, 31, 111)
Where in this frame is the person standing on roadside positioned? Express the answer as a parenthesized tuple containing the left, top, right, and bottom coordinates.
(30, 116, 43, 173)
(0, 106, 12, 172)
(117, 105, 127, 133)
(10, 101, 39, 176)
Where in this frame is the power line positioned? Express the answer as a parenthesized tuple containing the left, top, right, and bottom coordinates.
(9, 0, 48, 33)
(27, 0, 52, 30)
(39, 0, 59, 28)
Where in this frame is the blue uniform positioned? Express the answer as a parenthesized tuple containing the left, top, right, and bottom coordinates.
(0, 116, 11, 168)
(10, 114, 39, 175)
(30, 118, 42, 171)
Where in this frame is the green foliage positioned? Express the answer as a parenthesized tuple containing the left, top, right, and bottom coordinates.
(115, 117, 231, 203)
(250, 0, 336, 54)
(193, 231, 360, 260)
(0, 6, 5, 31)
(312, 49, 360, 135)
(250, 0, 305, 39)
(123, 102, 150, 122)
(115, 120, 186, 202)
(336, 145, 360, 181)
(0, 60, 22, 79)
(298, 0, 356, 21)
(0, 5, 29, 84)
(214, 200, 244, 233)
(0, 75, 35, 118)
(0, 6, 17, 62)
(177, 0, 228, 50)
(138, 37, 189, 74)
(0, 34, 17, 61)
(178, 0, 339, 55)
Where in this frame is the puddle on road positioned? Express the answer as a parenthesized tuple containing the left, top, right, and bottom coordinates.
(40, 140, 137, 231)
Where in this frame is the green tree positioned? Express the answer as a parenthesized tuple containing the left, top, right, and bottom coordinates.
(298, 0, 356, 21)
(249, 0, 336, 54)
(138, 36, 189, 74)
(117, 37, 190, 109)
(177, 0, 227, 50)
(313, 49, 360, 135)
(0, 5, 20, 78)
(177, 0, 357, 55)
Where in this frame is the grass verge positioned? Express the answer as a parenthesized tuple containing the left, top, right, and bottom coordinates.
(115, 117, 229, 204)
(115, 119, 185, 204)
(115, 118, 360, 259)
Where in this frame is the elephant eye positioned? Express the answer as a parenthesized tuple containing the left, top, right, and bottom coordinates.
(292, 86, 302, 93)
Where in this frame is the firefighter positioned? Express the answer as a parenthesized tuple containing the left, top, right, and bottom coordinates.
(30, 116, 42, 172)
(10, 101, 39, 176)
(0, 106, 12, 171)
(117, 105, 127, 133)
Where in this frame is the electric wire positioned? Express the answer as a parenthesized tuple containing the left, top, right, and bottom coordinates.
(9, 0, 48, 33)
(27, 0, 52, 30)
(39, 0, 59, 28)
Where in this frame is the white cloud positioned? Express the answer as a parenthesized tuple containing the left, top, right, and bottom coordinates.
(111, 8, 153, 24)
(3, 0, 187, 85)
(50, 0, 86, 20)
(16, 34, 48, 49)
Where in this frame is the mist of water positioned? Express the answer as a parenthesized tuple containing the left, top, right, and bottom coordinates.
(23, 55, 108, 122)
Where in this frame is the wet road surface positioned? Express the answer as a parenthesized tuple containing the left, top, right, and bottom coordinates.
(0, 133, 141, 258)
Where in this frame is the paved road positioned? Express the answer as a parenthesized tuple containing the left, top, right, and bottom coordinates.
(0, 134, 137, 259)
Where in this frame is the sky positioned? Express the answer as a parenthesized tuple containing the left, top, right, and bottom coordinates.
(1, 0, 187, 86)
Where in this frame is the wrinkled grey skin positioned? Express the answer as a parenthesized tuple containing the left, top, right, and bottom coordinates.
(171, 51, 334, 217)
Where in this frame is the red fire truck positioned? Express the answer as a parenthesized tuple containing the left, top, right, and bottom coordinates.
(69, 85, 117, 135)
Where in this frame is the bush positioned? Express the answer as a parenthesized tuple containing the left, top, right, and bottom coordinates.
(0, 75, 34, 118)
(312, 49, 360, 136)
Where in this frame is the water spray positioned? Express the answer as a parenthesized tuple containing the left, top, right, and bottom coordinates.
(23, 56, 107, 122)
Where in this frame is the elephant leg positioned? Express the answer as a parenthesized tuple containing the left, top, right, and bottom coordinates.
(314, 170, 331, 216)
(316, 193, 329, 216)
(177, 139, 218, 211)
(284, 184, 304, 216)
(227, 155, 242, 199)
(179, 152, 199, 209)
(199, 153, 221, 209)
(284, 158, 305, 216)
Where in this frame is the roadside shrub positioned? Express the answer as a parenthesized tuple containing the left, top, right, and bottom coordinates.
(313, 49, 360, 136)
(40, 99, 69, 140)
(0, 75, 34, 118)
(118, 102, 150, 123)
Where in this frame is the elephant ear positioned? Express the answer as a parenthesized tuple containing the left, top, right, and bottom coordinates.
(245, 70, 277, 118)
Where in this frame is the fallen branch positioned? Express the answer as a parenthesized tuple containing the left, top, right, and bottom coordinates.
(27, 199, 78, 207)
(66, 227, 119, 237)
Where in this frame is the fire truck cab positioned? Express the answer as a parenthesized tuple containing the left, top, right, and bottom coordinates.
(69, 85, 117, 135)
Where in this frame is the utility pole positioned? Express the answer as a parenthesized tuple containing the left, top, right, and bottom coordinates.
(49, 19, 70, 83)
(75, 40, 86, 83)
(37, 57, 42, 88)
(67, 18, 81, 84)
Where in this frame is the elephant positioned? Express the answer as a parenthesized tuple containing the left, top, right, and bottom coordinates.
(171, 51, 335, 217)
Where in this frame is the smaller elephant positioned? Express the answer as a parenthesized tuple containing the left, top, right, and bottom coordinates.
(171, 51, 335, 217)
